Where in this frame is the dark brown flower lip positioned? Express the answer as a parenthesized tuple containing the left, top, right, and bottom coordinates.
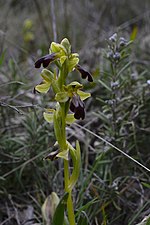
(74, 107, 85, 120)
(70, 94, 85, 120)
(76, 64, 93, 82)
(35, 53, 56, 68)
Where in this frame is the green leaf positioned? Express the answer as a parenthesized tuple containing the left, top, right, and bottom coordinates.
(78, 211, 89, 225)
(146, 217, 150, 225)
(77, 90, 91, 100)
(130, 25, 138, 41)
(52, 193, 69, 225)
(98, 79, 111, 92)
(66, 114, 76, 124)
(41, 192, 60, 224)
(141, 182, 150, 189)
(55, 92, 69, 103)
(68, 141, 81, 190)
(76, 198, 98, 218)
(117, 61, 132, 77)
(35, 82, 51, 93)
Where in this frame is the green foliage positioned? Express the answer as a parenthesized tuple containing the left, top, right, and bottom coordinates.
(78, 211, 89, 225)
(51, 193, 69, 225)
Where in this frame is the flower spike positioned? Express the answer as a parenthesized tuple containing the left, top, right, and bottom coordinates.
(34, 38, 92, 225)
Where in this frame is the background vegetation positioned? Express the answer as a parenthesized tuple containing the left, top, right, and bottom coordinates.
(0, 0, 150, 224)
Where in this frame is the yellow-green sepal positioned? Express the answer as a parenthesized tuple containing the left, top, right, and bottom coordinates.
(55, 92, 69, 103)
(43, 109, 55, 123)
(60, 56, 67, 65)
(50, 42, 66, 55)
(41, 69, 54, 82)
(56, 149, 69, 161)
(77, 90, 91, 100)
(35, 81, 51, 93)
(61, 38, 71, 55)
(68, 54, 79, 72)
(66, 114, 76, 124)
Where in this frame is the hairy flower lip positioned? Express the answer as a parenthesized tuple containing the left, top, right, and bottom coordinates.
(70, 94, 85, 120)
(76, 64, 93, 82)
(35, 53, 56, 68)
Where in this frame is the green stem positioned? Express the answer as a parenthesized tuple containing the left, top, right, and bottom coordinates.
(64, 159, 76, 225)
(67, 191, 76, 225)
(60, 90, 76, 225)
(64, 159, 69, 190)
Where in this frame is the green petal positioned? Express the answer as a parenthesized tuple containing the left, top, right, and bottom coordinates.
(61, 38, 71, 55)
(41, 69, 54, 82)
(66, 81, 83, 90)
(60, 55, 67, 65)
(71, 53, 79, 58)
(77, 90, 91, 100)
(66, 114, 76, 124)
(68, 55, 79, 72)
(56, 149, 69, 161)
(55, 92, 69, 102)
(64, 81, 83, 96)
(35, 82, 51, 93)
(50, 42, 66, 55)
(43, 112, 54, 123)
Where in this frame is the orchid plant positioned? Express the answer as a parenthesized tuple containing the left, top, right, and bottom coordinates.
(34, 38, 93, 225)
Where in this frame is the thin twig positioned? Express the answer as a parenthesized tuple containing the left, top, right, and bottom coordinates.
(74, 123, 150, 173)
(0, 101, 23, 114)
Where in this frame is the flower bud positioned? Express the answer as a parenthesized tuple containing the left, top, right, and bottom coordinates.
(107, 51, 113, 59)
(119, 37, 127, 47)
(109, 33, 117, 42)
(111, 81, 119, 88)
(113, 52, 121, 61)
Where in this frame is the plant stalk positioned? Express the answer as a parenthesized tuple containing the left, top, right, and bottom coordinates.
(60, 67, 76, 225)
